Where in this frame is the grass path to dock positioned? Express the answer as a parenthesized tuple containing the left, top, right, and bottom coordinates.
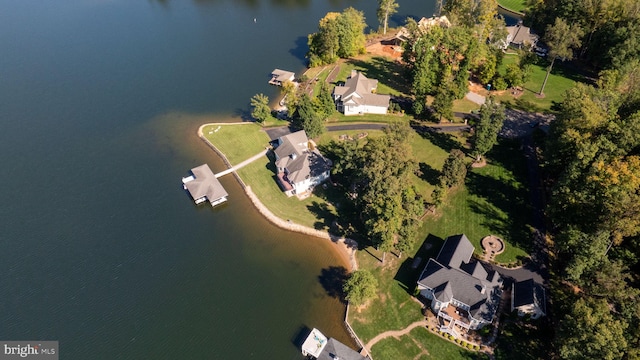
(364, 319, 429, 351)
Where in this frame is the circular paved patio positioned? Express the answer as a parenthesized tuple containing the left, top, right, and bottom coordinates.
(481, 235, 505, 259)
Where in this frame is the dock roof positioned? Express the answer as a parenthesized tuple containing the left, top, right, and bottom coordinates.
(184, 164, 228, 205)
(271, 69, 295, 82)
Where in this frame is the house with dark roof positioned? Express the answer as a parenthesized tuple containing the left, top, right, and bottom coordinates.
(417, 234, 503, 337)
(301, 328, 366, 360)
(333, 70, 390, 116)
(501, 23, 539, 49)
(182, 164, 228, 207)
(511, 279, 546, 319)
(273, 130, 331, 197)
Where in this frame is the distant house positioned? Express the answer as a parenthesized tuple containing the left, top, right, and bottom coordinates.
(501, 23, 539, 49)
(301, 328, 366, 360)
(333, 70, 390, 116)
(269, 69, 295, 86)
(511, 279, 546, 319)
(273, 130, 331, 197)
(394, 15, 451, 43)
(182, 164, 228, 207)
(417, 234, 503, 337)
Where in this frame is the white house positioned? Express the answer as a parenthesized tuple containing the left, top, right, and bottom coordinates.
(333, 70, 390, 116)
(511, 279, 546, 319)
(417, 234, 503, 337)
(273, 130, 331, 197)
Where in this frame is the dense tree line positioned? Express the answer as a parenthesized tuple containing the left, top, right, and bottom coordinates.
(545, 61, 640, 359)
(526, 0, 640, 69)
(307, 8, 367, 67)
(327, 122, 424, 262)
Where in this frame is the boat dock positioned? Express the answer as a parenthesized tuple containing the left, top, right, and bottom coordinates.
(269, 69, 295, 86)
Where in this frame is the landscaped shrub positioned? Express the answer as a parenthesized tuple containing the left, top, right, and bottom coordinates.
(492, 76, 508, 91)
(447, 334, 454, 341)
(473, 345, 480, 350)
(466, 343, 474, 349)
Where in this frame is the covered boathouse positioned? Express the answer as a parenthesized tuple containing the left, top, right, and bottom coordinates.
(182, 164, 228, 207)
(301, 328, 367, 360)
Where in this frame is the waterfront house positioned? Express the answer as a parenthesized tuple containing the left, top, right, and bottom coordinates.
(269, 69, 295, 86)
(417, 234, 503, 337)
(182, 164, 228, 206)
(301, 328, 366, 360)
(501, 23, 539, 49)
(394, 15, 451, 43)
(333, 70, 390, 116)
(511, 278, 546, 319)
(273, 130, 331, 197)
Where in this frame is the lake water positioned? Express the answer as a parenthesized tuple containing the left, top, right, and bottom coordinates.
(0, 0, 433, 359)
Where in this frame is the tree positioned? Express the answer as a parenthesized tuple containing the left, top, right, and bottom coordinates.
(471, 97, 505, 162)
(432, 85, 455, 122)
(315, 81, 335, 119)
(440, 149, 467, 187)
(295, 94, 324, 138)
(250, 93, 272, 123)
(558, 297, 628, 360)
(377, 0, 399, 35)
(539, 18, 583, 96)
(308, 8, 366, 66)
(431, 180, 447, 211)
(343, 270, 378, 306)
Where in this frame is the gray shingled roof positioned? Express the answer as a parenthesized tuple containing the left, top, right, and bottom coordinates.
(436, 234, 474, 268)
(274, 130, 331, 186)
(185, 164, 228, 204)
(418, 234, 502, 323)
(333, 71, 390, 108)
(317, 338, 366, 360)
(506, 24, 538, 46)
(513, 279, 546, 312)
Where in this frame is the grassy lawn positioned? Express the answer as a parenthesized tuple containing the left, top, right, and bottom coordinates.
(498, 0, 527, 13)
(418, 139, 532, 263)
(494, 54, 581, 112)
(333, 56, 412, 97)
(372, 327, 483, 360)
(202, 123, 271, 165)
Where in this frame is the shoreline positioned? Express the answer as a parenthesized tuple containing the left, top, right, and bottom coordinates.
(198, 122, 359, 271)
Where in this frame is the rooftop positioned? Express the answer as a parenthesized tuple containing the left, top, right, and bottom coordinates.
(183, 164, 228, 206)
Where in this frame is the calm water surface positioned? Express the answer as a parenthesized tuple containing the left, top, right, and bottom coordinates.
(0, 0, 431, 358)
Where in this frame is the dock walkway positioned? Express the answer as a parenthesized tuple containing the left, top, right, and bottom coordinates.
(215, 149, 268, 178)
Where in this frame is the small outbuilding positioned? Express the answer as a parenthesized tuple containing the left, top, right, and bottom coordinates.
(269, 69, 295, 86)
(182, 164, 228, 207)
(301, 328, 366, 360)
(511, 279, 546, 319)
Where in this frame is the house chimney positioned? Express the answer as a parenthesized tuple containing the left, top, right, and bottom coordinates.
(480, 285, 486, 294)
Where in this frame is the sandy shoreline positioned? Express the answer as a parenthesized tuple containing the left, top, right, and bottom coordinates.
(198, 123, 359, 271)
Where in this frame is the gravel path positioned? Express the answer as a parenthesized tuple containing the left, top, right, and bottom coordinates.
(364, 320, 429, 351)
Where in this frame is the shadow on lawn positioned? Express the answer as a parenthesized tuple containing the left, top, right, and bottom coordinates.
(465, 144, 533, 253)
(419, 162, 441, 186)
(348, 57, 412, 95)
(414, 126, 465, 153)
(394, 234, 445, 296)
(318, 266, 348, 303)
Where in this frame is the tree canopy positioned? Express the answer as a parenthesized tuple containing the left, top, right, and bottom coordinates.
(377, 0, 398, 35)
(250, 93, 272, 123)
(539, 18, 583, 95)
(471, 97, 505, 162)
(343, 269, 378, 306)
(307, 8, 366, 67)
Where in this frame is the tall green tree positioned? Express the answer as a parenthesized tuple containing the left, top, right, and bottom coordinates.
(315, 81, 336, 119)
(295, 94, 324, 138)
(440, 149, 467, 188)
(558, 297, 628, 360)
(343, 270, 378, 306)
(471, 97, 505, 162)
(308, 8, 366, 66)
(377, 0, 399, 35)
(539, 18, 583, 96)
(250, 93, 272, 123)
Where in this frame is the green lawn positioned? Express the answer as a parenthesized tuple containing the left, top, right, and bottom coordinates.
(333, 56, 412, 97)
(495, 54, 581, 112)
(498, 0, 527, 13)
(417, 139, 533, 263)
(202, 123, 271, 165)
(372, 327, 483, 360)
